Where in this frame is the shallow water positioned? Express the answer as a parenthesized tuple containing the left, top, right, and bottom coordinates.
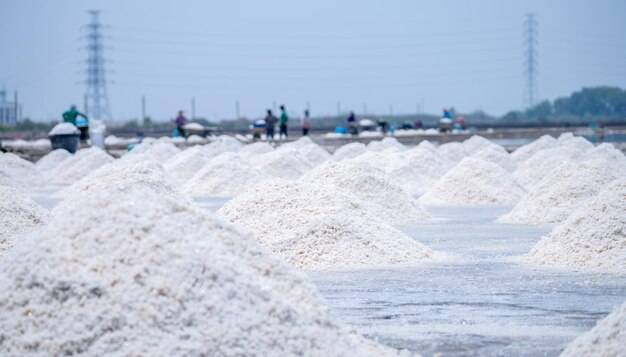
(310, 206, 626, 356)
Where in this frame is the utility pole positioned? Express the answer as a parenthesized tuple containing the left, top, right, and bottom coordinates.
(14, 91, 19, 123)
(191, 97, 196, 120)
(235, 100, 240, 119)
(389, 104, 393, 117)
(337, 102, 341, 117)
(84, 93, 88, 115)
(84, 10, 112, 121)
(306, 101, 311, 112)
(272, 101, 276, 113)
(141, 95, 146, 125)
(363, 103, 367, 115)
(524, 13, 538, 109)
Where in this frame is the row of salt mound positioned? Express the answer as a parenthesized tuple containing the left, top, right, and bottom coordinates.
(218, 179, 434, 270)
(512, 133, 594, 190)
(332, 142, 367, 161)
(509, 135, 558, 164)
(419, 157, 525, 206)
(183, 152, 269, 197)
(0, 185, 398, 356)
(163, 145, 211, 183)
(238, 141, 275, 161)
(54, 159, 181, 214)
(35, 149, 72, 172)
(300, 160, 430, 222)
(499, 158, 623, 224)
(560, 301, 626, 357)
(0, 186, 50, 258)
(47, 146, 114, 184)
(523, 178, 625, 271)
(0, 153, 45, 190)
(349, 150, 435, 196)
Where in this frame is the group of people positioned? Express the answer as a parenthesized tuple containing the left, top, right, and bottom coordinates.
(263, 105, 311, 142)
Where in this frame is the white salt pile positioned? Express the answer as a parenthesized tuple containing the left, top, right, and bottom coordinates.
(48, 147, 114, 184)
(163, 146, 210, 183)
(462, 135, 502, 156)
(471, 145, 516, 172)
(203, 135, 243, 157)
(437, 141, 467, 164)
(250, 147, 314, 180)
(0, 186, 397, 356)
(0, 153, 45, 189)
(280, 136, 331, 166)
(183, 152, 268, 197)
(588, 142, 626, 165)
(560, 301, 626, 357)
(48, 122, 79, 135)
(185, 134, 206, 144)
(404, 147, 450, 180)
(332, 142, 367, 161)
(557, 132, 595, 151)
(499, 159, 622, 224)
(367, 137, 406, 152)
(510, 135, 558, 163)
(300, 160, 430, 222)
(237, 141, 274, 161)
(218, 180, 434, 270)
(0, 186, 50, 258)
(416, 140, 438, 153)
(523, 179, 625, 271)
(420, 157, 525, 206)
(104, 135, 128, 147)
(127, 141, 181, 162)
(35, 149, 71, 172)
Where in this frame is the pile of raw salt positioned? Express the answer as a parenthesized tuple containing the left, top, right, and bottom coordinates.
(332, 142, 367, 161)
(437, 141, 467, 164)
(238, 141, 275, 161)
(0, 186, 50, 257)
(0, 153, 45, 189)
(280, 136, 331, 166)
(471, 145, 516, 172)
(218, 180, 434, 270)
(523, 179, 625, 271)
(509, 135, 558, 164)
(163, 145, 211, 183)
(35, 149, 71, 172)
(300, 160, 430, 222)
(404, 146, 450, 180)
(367, 137, 407, 152)
(499, 159, 622, 224)
(419, 157, 525, 206)
(560, 301, 626, 357)
(183, 152, 268, 197)
(47, 147, 114, 184)
(203, 135, 243, 157)
(249, 147, 314, 180)
(0, 186, 397, 356)
(126, 141, 181, 162)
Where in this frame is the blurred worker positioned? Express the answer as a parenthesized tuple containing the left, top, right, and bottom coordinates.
(279, 105, 289, 140)
(347, 112, 358, 136)
(301, 109, 311, 136)
(63, 105, 89, 141)
(378, 118, 389, 134)
(265, 109, 278, 143)
(174, 110, 187, 138)
(442, 108, 452, 119)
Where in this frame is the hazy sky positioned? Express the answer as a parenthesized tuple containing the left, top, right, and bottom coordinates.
(1, 0, 625, 122)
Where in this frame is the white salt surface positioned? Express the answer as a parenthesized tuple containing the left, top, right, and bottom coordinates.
(524, 179, 626, 271)
(237, 141, 275, 161)
(587, 143, 626, 165)
(332, 142, 367, 161)
(301, 160, 430, 222)
(48, 147, 114, 184)
(367, 137, 407, 152)
(404, 147, 450, 180)
(280, 137, 331, 166)
(186, 134, 206, 144)
(0, 186, 397, 356)
(462, 136, 502, 156)
(0, 186, 50, 258)
(250, 147, 314, 180)
(35, 149, 71, 172)
(500, 159, 622, 225)
(48, 122, 79, 135)
(560, 301, 626, 357)
(218, 180, 434, 270)
(437, 142, 467, 164)
(420, 157, 525, 206)
(416, 140, 438, 153)
(163, 146, 210, 183)
(510, 135, 558, 164)
(471, 145, 517, 172)
(0, 153, 45, 189)
(203, 135, 243, 157)
(183, 152, 268, 197)
(127, 141, 181, 162)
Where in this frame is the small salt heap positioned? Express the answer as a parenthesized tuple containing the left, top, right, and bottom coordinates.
(250, 147, 314, 180)
(0, 186, 397, 356)
(300, 160, 430, 222)
(367, 137, 407, 152)
(499, 159, 622, 224)
(219, 180, 434, 270)
(510, 135, 558, 164)
(332, 142, 367, 161)
(183, 152, 268, 197)
(48, 147, 114, 184)
(560, 301, 626, 357)
(163, 146, 210, 183)
(203, 135, 243, 157)
(462, 135, 502, 156)
(437, 142, 467, 164)
(0, 186, 50, 257)
(404, 146, 450, 180)
(0, 153, 45, 189)
(471, 145, 516, 172)
(279, 136, 330, 166)
(523, 178, 625, 271)
(420, 157, 525, 206)
(126, 141, 181, 162)
(35, 149, 71, 172)
(238, 141, 275, 161)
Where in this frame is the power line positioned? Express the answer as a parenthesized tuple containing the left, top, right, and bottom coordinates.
(524, 13, 538, 109)
(84, 10, 112, 121)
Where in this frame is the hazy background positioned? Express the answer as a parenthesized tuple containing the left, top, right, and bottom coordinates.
(1, 0, 625, 122)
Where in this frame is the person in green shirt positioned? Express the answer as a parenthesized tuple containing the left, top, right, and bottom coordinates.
(279, 104, 289, 140)
(62, 105, 89, 141)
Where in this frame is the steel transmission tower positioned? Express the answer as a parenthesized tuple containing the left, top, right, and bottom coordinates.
(85, 10, 112, 121)
(524, 13, 538, 108)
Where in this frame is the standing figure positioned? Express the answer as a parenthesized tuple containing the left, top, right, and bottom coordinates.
(301, 110, 311, 136)
(347, 112, 358, 136)
(63, 105, 89, 141)
(265, 109, 278, 143)
(175, 110, 187, 138)
(279, 105, 289, 140)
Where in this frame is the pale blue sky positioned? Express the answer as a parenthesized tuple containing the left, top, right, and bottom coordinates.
(1, 0, 625, 122)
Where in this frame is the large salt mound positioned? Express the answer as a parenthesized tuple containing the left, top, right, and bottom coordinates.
(416, 140, 438, 153)
(510, 135, 558, 163)
(218, 180, 434, 270)
(0, 153, 44, 189)
(332, 142, 367, 161)
(163, 146, 210, 183)
(35, 149, 71, 172)
(471, 145, 516, 172)
(48, 147, 114, 184)
(300, 160, 430, 222)
(0, 186, 396, 356)
(560, 301, 626, 357)
(420, 157, 525, 206)
(462, 135, 502, 156)
(437, 142, 467, 164)
(127, 141, 181, 162)
(557, 132, 595, 151)
(499, 159, 622, 225)
(250, 147, 314, 180)
(367, 137, 407, 152)
(280, 137, 331, 166)
(587, 142, 626, 165)
(0, 186, 50, 258)
(183, 152, 268, 197)
(405, 147, 450, 180)
(204, 135, 243, 157)
(523, 179, 626, 272)
(238, 141, 275, 161)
